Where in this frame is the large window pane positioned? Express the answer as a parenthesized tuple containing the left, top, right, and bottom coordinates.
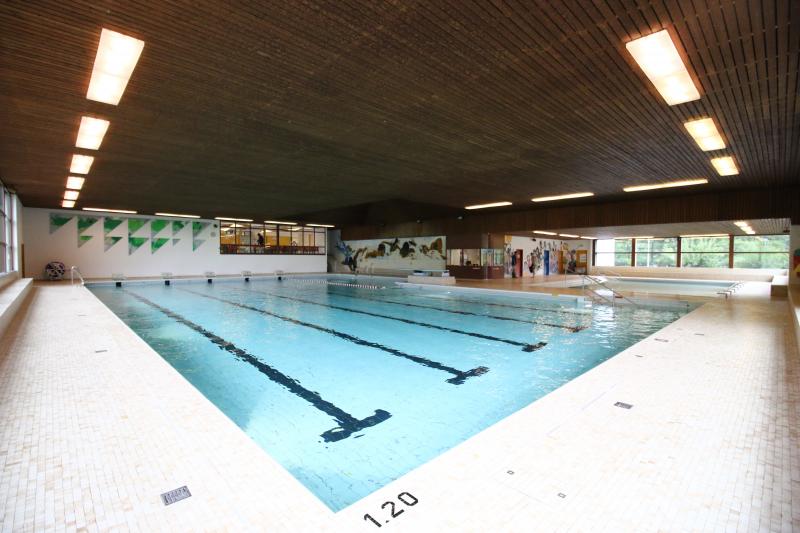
(733, 253, 788, 269)
(595, 239, 631, 266)
(680, 252, 729, 268)
(734, 235, 789, 253)
(635, 238, 677, 267)
(681, 236, 728, 252)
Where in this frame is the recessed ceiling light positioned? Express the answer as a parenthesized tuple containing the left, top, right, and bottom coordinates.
(155, 212, 201, 219)
(86, 28, 145, 105)
(616, 236, 654, 240)
(531, 192, 594, 203)
(580, 236, 595, 240)
(307, 223, 335, 228)
(684, 118, 725, 151)
(62, 200, 75, 208)
(214, 217, 253, 222)
(710, 156, 739, 176)
(559, 233, 579, 238)
(70, 154, 94, 174)
(63, 190, 79, 201)
(66, 176, 85, 190)
(464, 201, 512, 210)
(733, 221, 749, 227)
(533, 230, 557, 235)
(623, 178, 708, 192)
(75, 116, 110, 150)
(625, 29, 700, 105)
(680, 233, 729, 238)
(83, 207, 137, 214)
(264, 220, 297, 225)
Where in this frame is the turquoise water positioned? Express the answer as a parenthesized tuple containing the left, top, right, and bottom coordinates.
(90, 277, 690, 511)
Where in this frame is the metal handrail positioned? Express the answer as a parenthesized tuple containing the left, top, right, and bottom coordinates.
(582, 275, 637, 306)
(70, 266, 85, 286)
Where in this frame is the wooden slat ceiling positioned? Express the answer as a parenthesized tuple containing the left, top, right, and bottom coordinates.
(1, 0, 798, 221)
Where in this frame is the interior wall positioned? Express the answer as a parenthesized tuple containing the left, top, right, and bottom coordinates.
(505, 236, 590, 277)
(22, 207, 326, 280)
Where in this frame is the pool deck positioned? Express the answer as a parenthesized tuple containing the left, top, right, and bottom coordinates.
(0, 280, 797, 532)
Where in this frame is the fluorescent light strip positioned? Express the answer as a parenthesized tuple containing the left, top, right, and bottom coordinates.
(464, 201, 512, 210)
(70, 154, 94, 174)
(63, 190, 79, 201)
(533, 230, 557, 235)
(559, 233, 579, 238)
(684, 118, 725, 151)
(616, 236, 654, 240)
(733, 221, 749, 227)
(680, 233, 729, 238)
(75, 116, 110, 150)
(86, 28, 145, 105)
(711, 156, 739, 176)
(66, 176, 85, 190)
(307, 223, 335, 228)
(215, 217, 253, 222)
(62, 200, 75, 208)
(83, 207, 137, 214)
(625, 29, 700, 105)
(531, 192, 593, 203)
(623, 178, 708, 192)
(155, 212, 200, 219)
(264, 220, 297, 225)
(580, 236, 595, 240)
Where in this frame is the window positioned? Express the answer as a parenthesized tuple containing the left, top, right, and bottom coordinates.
(219, 222, 326, 255)
(635, 238, 677, 267)
(733, 235, 789, 269)
(594, 239, 632, 266)
(680, 236, 729, 268)
(0, 183, 17, 273)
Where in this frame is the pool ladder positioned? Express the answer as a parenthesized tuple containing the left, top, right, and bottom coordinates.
(70, 266, 85, 286)
(581, 275, 637, 307)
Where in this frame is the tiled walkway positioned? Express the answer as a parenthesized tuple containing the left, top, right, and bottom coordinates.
(0, 281, 797, 532)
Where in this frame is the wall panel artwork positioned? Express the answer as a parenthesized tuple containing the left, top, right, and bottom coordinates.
(328, 231, 446, 273)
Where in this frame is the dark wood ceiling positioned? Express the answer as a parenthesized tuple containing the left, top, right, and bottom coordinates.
(1, 0, 798, 222)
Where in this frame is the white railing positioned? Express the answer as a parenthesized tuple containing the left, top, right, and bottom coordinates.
(70, 266, 85, 286)
(582, 275, 637, 306)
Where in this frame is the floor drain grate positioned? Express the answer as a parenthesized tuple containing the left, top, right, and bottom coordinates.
(557, 493, 567, 498)
(614, 402, 633, 409)
(654, 338, 669, 343)
(161, 486, 191, 506)
(94, 349, 107, 353)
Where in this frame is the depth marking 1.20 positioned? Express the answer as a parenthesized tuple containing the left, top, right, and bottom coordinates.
(364, 492, 418, 527)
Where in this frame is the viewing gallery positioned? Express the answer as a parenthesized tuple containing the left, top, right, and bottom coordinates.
(0, 1, 798, 532)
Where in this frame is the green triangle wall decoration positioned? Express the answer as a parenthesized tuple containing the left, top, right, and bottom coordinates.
(49, 213, 73, 234)
(192, 221, 210, 237)
(152, 237, 169, 253)
(172, 220, 186, 235)
(192, 238, 206, 251)
(104, 236, 122, 251)
(77, 216, 99, 234)
(128, 218, 148, 235)
(104, 217, 124, 234)
(172, 238, 181, 246)
(151, 219, 169, 237)
(78, 235, 93, 248)
(129, 236, 149, 255)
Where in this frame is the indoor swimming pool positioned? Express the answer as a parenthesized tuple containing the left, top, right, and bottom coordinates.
(598, 277, 736, 297)
(89, 276, 692, 511)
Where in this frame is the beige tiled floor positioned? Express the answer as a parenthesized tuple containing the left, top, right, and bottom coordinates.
(0, 281, 797, 532)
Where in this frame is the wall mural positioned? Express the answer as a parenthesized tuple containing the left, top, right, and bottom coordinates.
(329, 232, 446, 273)
(504, 238, 588, 276)
(48, 213, 212, 254)
(794, 248, 800, 278)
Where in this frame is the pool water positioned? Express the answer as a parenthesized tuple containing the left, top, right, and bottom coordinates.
(90, 276, 691, 511)
(600, 277, 735, 297)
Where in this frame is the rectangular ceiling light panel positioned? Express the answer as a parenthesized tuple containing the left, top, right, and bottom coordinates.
(83, 207, 137, 214)
(625, 30, 700, 105)
(531, 192, 594, 202)
(75, 116, 110, 150)
(265, 220, 297, 225)
(86, 28, 145, 105)
(684, 118, 725, 151)
(155, 212, 200, 219)
(711, 156, 739, 176)
(70, 154, 94, 174)
(464, 201, 512, 210)
(63, 190, 80, 200)
(623, 178, 707, 192)
(62, 200, 75, 208)
(66, 176, 85, 190)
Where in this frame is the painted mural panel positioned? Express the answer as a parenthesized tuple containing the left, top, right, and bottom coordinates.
(329, 232, 446, 273)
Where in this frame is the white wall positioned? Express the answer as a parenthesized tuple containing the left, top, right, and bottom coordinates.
(22, 207, 326, 280)
(506, 236, 590, 276)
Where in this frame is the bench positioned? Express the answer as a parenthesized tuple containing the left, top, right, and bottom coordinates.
(0, 276, 33, 339)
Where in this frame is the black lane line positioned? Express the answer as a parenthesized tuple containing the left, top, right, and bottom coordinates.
(178, 288, 490, 384)
(227, 286, 550, 351)
(125, 290, 390, 442)
(318, 288, 586, 333)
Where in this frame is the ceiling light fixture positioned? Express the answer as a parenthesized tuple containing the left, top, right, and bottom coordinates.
(83, 207, 137, 214)
(62, 200, 75, 208)
(733, 221, 749, 227)
(533, 230, 557, 236)
(580, 236, 595, 240)
(680, 233, 729, 238)
(63, 190, 79, 201)
(684, 118, 725, 151)
(75, 116, 110, 150)
(623, 178, 708, 192)
(464, 201, 512, 210)
(86, 28, 145, 105)
(66, 176, 85, 190)
(625, 29, 700, 105)
(264, 220, 297, 225)
(531, 192, 594, 202)
(710, 156, 739, 176)
(559, 233, 580, 238)
(616, 236, 654, 240)
(214, 216, 253, 222)
(155, 212, 200, 219)
(70, 154, 94, 174)
(307, 223, 335, 228)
